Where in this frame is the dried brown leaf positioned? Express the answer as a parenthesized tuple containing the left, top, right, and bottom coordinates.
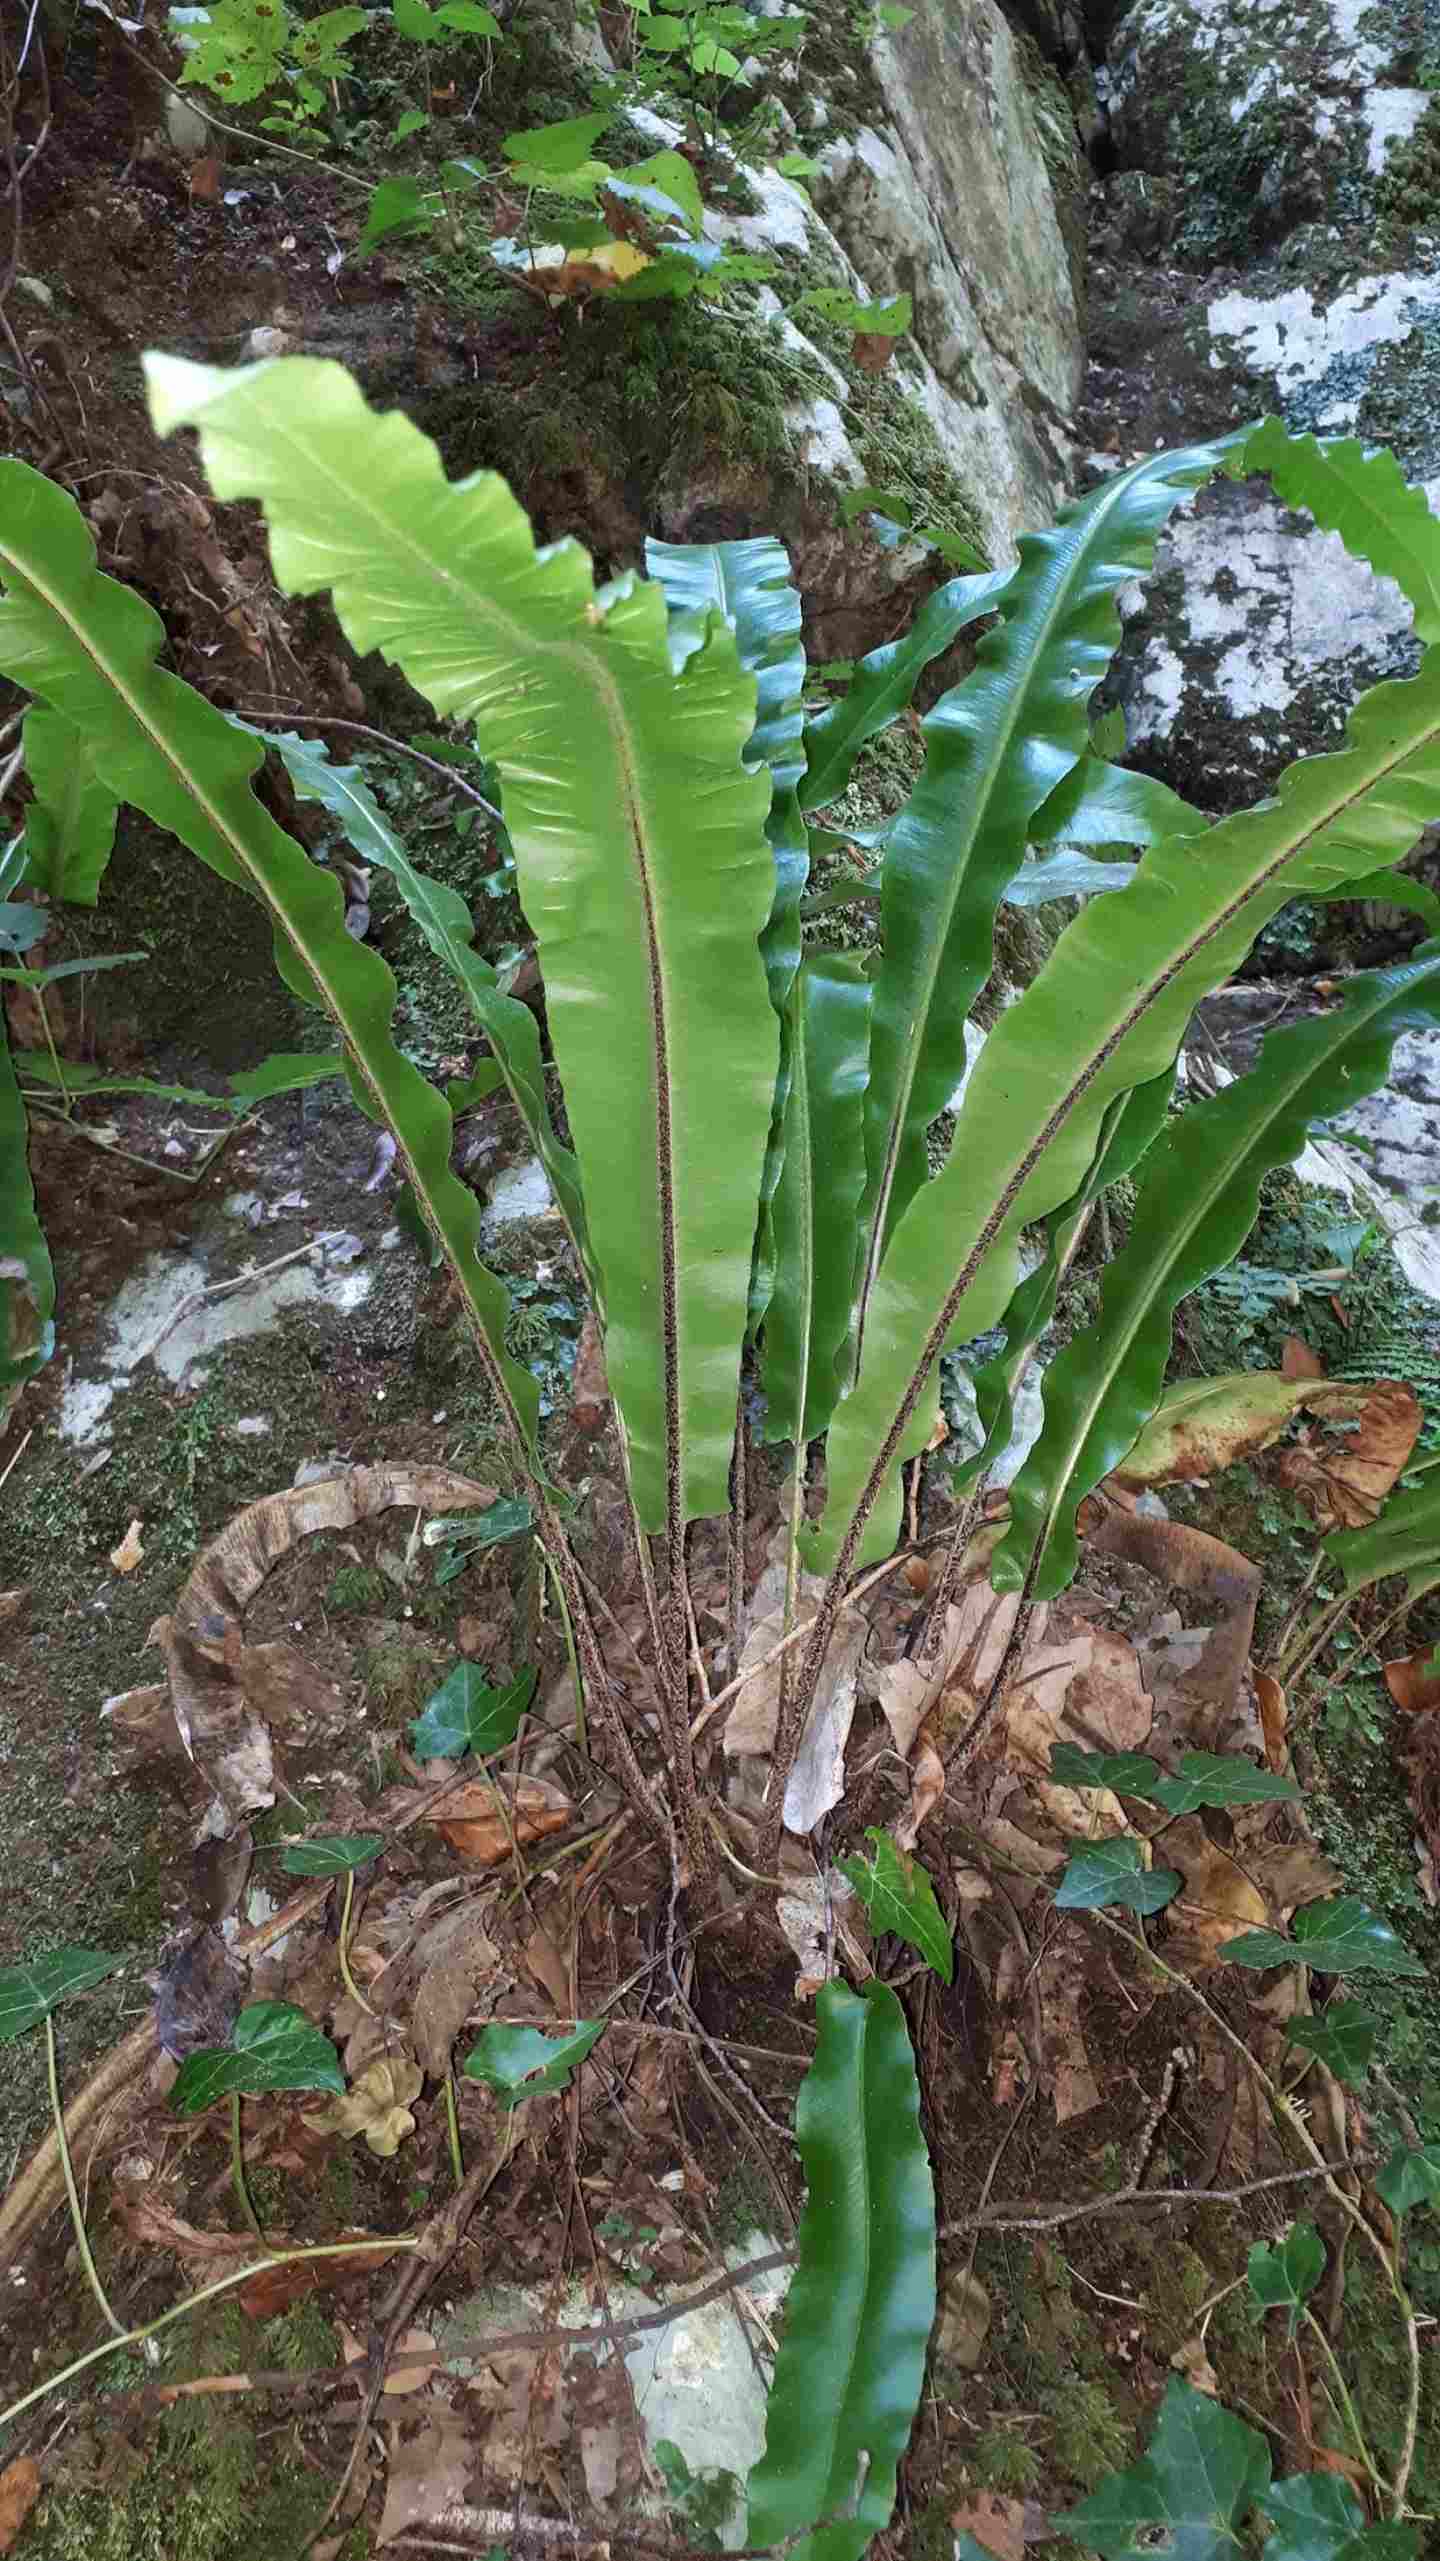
(1281, 1333, 1326, 1380)
(0, 2456, 41, 2555)
(109, 1517, 145, 1573)
(949, 2493, 1024, 2561)
(1384, 1646, 1440, 1714)
(1163, 1815, 1267, 1971)
(428, 1775, 572, 1866)
(1256, 1668, 1288, 1772)
(376, 2408, 475, 2546)
(410, 1899, 501, 2078)
(1272, 1381, 1421, 1530)
(309, 2055, 423, 2157)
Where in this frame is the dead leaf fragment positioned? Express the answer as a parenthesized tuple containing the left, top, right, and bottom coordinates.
(427, 1775, 572, 1865)
(949, 2493, 1024, 2561)
(410, 1898, 501, 2077)
(338, 2324, 437, 2394)
(309, 2054, 423, 2157)
(1281, 1333, 1325, 1380)
(1170, 2334, 1220, 2397)
(0, 2456, 42, 2554)
(1163, 1815, 1267, 1971)
(936, 2269, 991, 2370)
(1384, 1646, 1440, 1715)
(376, 2408, 474, 2546)
(1272, 1380, 1421, 1530)
(1256, 1668, 1288, 1772)
(110, 1516, 145, 1573)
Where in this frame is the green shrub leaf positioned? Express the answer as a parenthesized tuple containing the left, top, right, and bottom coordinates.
(0, 1947, 122, 2044)
(839, 1830, 952, 1982)
(1055, 2377, 1270, 2560)
(1247, 2222, 1324, 2338)
(279, 1833, 385, 1876)
(1054, 1837, 1180, 1916)
(170, 2002, 345, 2113)
(462, 2018, 604, 2105)
(1375, 2144, 1440, 2219)
(1049, 1746, 1162, 1795)
(1145, 1753, 1301, 1816)
(409, 1662, 536, 1760)
(1259, 2471, 1419, 2560)
(1221, 1898, 1425, 1977)
(1281, 2002, 1377, 2087)
(747, 1980, 935, 2561)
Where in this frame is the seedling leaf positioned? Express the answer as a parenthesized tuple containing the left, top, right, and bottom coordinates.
(280, 1832, 385, 1877)
(409, 1661, 536, 1759)
(839, 1830, 953, 1982)
(462, 2018, 604, 2105)
(1281, 2001, 1377, 2086)
(1054, 1836, 1180, 1916)
(1055, 2376, 1270, 2559)
(1247, 2222, 1324, 2338)
(1221, 1897, 1425, 1977)
(0, 1948, 122, 2044)
(170, 2001, 345, 2113)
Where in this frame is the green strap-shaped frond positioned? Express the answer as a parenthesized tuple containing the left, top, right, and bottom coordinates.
(0, 455, 539, 1452)
(1028, 747, 1203, 849)
(644, 533, 809, 1005)
(149, 356, 779, 1530)
(950, 1067, 1175, 1500)
(760, 954, 872, 1448)
(999, 945, 1440, 1598)
(811, 642, 1440, 1572)
(1, 1017, 54, 1391)
(799, 565, 1012, 815)
(1325, 1477, 1440, 1596)
(1246, 415, 1440, 644)
(746, 1981, 935, 2561)
(249, 724, 588, 1269)
(854, 432, 1242, 1345)
(21, 706, 120, 905)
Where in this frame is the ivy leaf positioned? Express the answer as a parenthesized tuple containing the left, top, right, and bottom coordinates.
(462, 2018, 604, 2106)
(170, 2002, 345, 2114)
(1281, 2001, 1377, 2086)
(409, 1662, 536, 1760)
(1375, 2145, 1440, 2219)
(1049, 1745, 1162, 1795)
(1054, 1837, 1180, 1917)
(0, 1947, 122, 2044)
(1055, 2377, 1270, 2559)
(839, 1830, 953, 1983)
(279, 1832, 384, 1877)
(1145, 1752, 1301, 1815)
(1259, 2472, 1420, 2561)
(1247, 2222, 1325, 2339)
(1221, 1898, 1425, 1978)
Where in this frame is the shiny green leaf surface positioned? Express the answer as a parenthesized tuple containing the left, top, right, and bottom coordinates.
(1057, 2379, 1270, 2560)
(463, 2018, 604, 2105)
(22, 706, 119, 904)
(747, 1981, 935, 2561)
(170, 2002, 345, 2113)
(761, 954, 872, 1445)
(1222, 1898, 1424, 1977)
(838, 1831, 952, 1982)
(150, 355, 778, 1530)
(0, 1948, 122, 2044)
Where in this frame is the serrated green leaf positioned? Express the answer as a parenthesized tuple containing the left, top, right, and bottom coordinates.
(1221, 1898, 1425, 1977)
(150, 354, 778, 1536)
(0, 1947, 122, 2044)
(409, 1661, 536, 1759)
(1054, 1837, 1180, 1916)
(1260, 2472, 1419, 2561)
(0, 453, 542, 1476)
(1247, 2222, 1325, 2338)
(1056, 2378, 1270, 2560)
(999, 946, 1440, 1597)
(248, 725, 586, 1265)
(1049, 1745, 1162, 1795)
(170, 2001, 345, 2113)
(279, 1831, 385, 1876)
(1375, 2144, 1440, 2218)
(761, 955, 871, 1446)
(22, 706, 119, 904)
(462, 2017, 604, 2104)
(1281, 2002, 1377, 2086)
(747, 1981, 935, 2561)
(357, 175, 435, 256)
(1, 1013, 55, 1389)
(1145, 1753, 1301, 1816)
(839, 1830, 952, 1982)
(228, 1049, 347, 1100)
(608, 148, 703, 237)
